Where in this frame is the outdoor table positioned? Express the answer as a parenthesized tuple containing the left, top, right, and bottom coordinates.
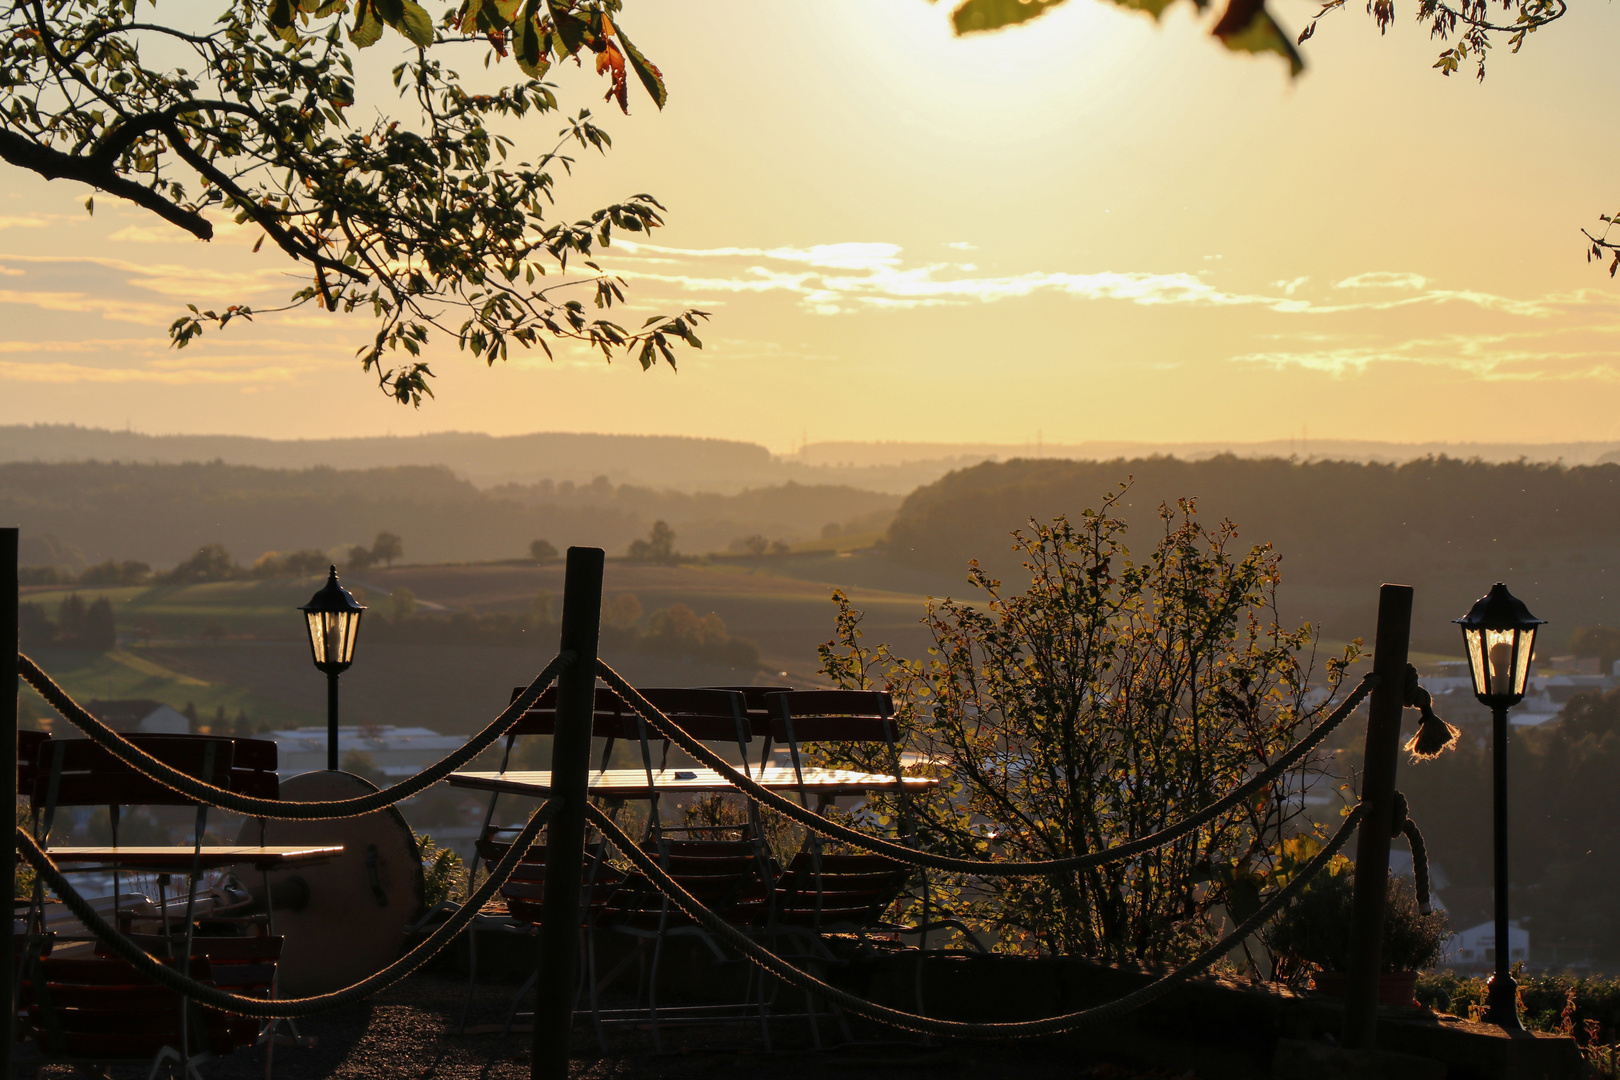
(42, 845, 345, 872)
(448, 766, 938, 801)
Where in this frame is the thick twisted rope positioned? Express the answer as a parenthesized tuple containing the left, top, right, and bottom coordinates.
(587, 801, 1363, 1038)
(15, 798, 557, 1018)
(17, 650, 571, 819)
(598, 660, 1374, 875)
(1402, 818, 1432, 914)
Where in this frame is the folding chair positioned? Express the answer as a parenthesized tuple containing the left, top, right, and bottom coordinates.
(458, 685, 634, 1032)
(21, 734, 286, 1077)
(25, 953, 261, 1079)
(757, 690, 984, 1042)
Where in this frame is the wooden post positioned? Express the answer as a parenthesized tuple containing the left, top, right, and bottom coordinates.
(533, 547, 602, 1080)
(1342, 583, 1413, 1049)
(2, 527, 17, 1076)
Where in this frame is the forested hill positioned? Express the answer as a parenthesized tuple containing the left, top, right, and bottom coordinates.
(885, 456, 1620, 654)
(2, 461, 897, 568)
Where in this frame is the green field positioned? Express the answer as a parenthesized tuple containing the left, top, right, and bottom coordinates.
(17, 646, 320, 733)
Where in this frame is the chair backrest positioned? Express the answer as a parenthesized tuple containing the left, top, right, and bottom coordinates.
(700, 685, 793, 737)
(632, 688, 750, 744)
(16, 730, 48, 797)
(27, 952, 246, 1060)
(773, 850, 909, 927)
(507, 685, 635, 738)
(227, 737, 279, 800)
(766, 690, 896, 744)
(29, 735, 236, 809)
(102, 934, 281, 992)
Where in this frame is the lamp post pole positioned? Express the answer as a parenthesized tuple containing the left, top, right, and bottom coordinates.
(1487, 702, 1521, 1030)
(1454, 581, 1541, 1034)
(327, 671, 340, 771)
(3, 527, 18, 1078)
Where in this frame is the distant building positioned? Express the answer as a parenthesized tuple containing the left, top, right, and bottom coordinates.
(86, 699, 190, 735)
(266, 725, 464, 778)
(1441, 920, 1528, 969)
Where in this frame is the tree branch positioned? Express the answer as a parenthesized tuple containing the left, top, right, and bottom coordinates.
(0, 128, 213, 239)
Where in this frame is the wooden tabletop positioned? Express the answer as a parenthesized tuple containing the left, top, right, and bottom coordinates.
(44, 845, 345, 870)
(449, 766, 939, 800)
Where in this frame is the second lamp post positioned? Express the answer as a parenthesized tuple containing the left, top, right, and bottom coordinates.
(301, 566, 366, 771)
(1455, 581, 1543, 1032)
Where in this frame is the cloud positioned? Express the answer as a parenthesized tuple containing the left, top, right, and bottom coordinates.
(600, 239, 1588, 321)
(0, 358, 306, 384)
(0, 216, 51, 231)
(1335, 271, 1429, 290)
(1230, 330, 1620, 381)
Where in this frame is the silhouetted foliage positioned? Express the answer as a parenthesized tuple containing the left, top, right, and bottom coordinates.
(166, 543, 239, 583)
(823, 489, 1359, 960)
(19, 594, 116, 651)
(627, 520, 677, 563)
(885, 455, 1620, 653)
(252, 549, 330, 577)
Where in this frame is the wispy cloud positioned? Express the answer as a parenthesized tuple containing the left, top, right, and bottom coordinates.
(605, 239, 1594, 320)
(1334, 271, 1429, 290)
(1231, 329, 1620, 381)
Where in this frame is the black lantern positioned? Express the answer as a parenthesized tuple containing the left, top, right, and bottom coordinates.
(1454, 581, 1543, 1032)
(300, 566, 365, 770)
(1456, 581, 1543, 707)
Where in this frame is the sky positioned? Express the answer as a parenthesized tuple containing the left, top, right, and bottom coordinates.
(3, 0, 1619, 453)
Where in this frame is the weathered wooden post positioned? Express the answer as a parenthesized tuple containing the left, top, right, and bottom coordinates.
(534, 546, 603, 1080)
(2, 526, 17, 1075)
(1342, 583, 1413, 1049)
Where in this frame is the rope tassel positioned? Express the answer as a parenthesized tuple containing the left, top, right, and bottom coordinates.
(1402, 663, 1459, 761)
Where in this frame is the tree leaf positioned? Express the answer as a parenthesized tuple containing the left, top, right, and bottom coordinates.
(349, 0, 385, 46)
(1211, 0, 1304, 75)
(396, 0, 435, 46)
(545, 0, 588, 54)
(613, 23, 666, 109)
(951, 0, 1064, 34)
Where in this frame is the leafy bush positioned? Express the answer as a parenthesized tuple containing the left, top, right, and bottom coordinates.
(821, 487, 1359, 962)
(1262, 866, 1449, 977)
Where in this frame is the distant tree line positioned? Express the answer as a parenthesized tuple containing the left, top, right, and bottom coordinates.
(884, 455, 1620, 653)
(0, 460, 897, 568)
(365, 585, 759, 669)
(19, 595, 117, 651)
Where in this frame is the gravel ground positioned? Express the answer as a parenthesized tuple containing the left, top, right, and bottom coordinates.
(18, 973, 1204, 1080)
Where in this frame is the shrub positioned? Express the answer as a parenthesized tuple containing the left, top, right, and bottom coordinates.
(819, 486, 1360, 962)
(1262, 866, 1449, 978)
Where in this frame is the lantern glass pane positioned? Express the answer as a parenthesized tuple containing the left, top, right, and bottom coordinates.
(1515, 626, 1536, 696)
(336, 610, 360, 664)
(1465, 629, 1488, 697)
(306, 612, 327, 665)
(1486, 628, 1517, 697)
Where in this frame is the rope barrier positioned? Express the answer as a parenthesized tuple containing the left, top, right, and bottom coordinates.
(15, 798, 558, 1018)
(1403, 818, 1432, 914)
(586, 800, 1364, 1038)
(598, 660, 1376, 876)
(16, 650, 572, 819)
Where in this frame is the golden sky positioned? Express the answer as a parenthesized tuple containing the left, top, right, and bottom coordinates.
(3, 0, 1619, 452)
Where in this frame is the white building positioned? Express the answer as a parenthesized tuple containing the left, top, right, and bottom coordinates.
(267, 725, 465, 778)
(1441, 920, 1528, 968)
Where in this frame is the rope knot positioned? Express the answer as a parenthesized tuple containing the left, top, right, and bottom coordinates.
(1401, 663, 1459, 761)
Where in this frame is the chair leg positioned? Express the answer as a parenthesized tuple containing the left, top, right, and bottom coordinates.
(456, 917, 479, 1033)
(586, 921, 608, 1052)
(647, 917, 667, 1053)
(502, 969, 538, 1038)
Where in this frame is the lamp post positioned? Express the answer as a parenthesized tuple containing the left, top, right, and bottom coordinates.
(1455, 581, 1543, 1033)
(300, 566, 365, 771)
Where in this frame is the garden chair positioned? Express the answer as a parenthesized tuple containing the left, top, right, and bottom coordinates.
(757, 690, 984, 1041)
(20, 733, 287, 1077)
